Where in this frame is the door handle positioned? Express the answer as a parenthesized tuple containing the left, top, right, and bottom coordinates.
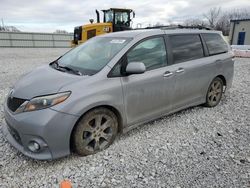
(163, 71, 173, 77)
(215, 59, 222, 63)
(176, 68, 184, 73)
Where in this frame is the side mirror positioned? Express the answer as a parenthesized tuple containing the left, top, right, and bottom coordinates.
(133, 11, 135, 18)
(126, 62, 146, 75)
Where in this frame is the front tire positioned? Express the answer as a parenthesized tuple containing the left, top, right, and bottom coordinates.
(72, 108, 118, 156)
(204, 77, 223, 107)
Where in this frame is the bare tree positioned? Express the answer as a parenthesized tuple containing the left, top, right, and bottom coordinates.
(203, 7, 221, 28)
(216, 8, 250, 35)
(0, 26, 20, 32)
(183, 18, 207, 27)
(227, 8, 250, 20)
(54, 30, 68, 34)
(154, 22, 164, 27)
(215, 14, 230, 35)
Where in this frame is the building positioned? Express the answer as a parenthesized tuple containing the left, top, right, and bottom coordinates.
(229, 19, 250, 45)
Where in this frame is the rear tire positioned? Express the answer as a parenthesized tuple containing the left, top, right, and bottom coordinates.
(204, 77, 223, 107)
(72, 108, 118, 156)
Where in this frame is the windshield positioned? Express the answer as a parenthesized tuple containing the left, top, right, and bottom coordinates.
(57, 37, 131, 75)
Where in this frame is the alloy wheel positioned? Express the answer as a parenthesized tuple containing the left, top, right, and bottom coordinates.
(207, 79, 223, 106)
(81, 114, 113, 152)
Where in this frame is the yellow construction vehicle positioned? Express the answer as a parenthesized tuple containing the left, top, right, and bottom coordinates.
(71, 8, 135, 46)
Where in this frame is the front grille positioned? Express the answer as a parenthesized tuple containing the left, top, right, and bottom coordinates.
(7, 96, 26, 112)
(7, 124, 22, 145)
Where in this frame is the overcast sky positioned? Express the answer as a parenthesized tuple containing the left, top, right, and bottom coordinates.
(0, 0, 250, 32)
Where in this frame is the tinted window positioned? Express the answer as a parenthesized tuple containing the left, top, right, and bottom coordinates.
(127, 37, 167, 71)
(169, 34, 204, 64)
(202, 33, 228, 55)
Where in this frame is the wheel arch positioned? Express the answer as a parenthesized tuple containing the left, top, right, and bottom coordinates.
(217, 75, 227, 86)
(70, 105, 123, 151)
(216, 75, 227, 92)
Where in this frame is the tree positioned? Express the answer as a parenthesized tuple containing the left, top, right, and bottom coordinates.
(154, 22, 164, 27)
(54, 30, 68, 34)
(183, 18, 207, 27)
(203, 7, 221, 28)
(201, 7, 250, 35)
(216, 8, 250, 35)
(0, 26, 20, 32)
(215, 14, 230, 35)
(227, 8, 250, 20)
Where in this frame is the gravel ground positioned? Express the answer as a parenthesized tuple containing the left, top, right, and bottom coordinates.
(0, 48, 249, 188)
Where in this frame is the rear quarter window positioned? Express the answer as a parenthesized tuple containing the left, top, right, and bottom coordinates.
(202, 33, 228, 56)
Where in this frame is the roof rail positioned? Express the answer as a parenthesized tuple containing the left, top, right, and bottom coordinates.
(177, 25, 211, 30)
(142, 24, 212, 30)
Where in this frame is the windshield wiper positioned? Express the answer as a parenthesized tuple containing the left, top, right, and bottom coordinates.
(59, 65, 83, 76)
(51, 61, 82, 76)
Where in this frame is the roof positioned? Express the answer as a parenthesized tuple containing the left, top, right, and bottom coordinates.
(100, 28, 221, 39)
(230, 19, 250, 22)
(102, 8, 133, 12)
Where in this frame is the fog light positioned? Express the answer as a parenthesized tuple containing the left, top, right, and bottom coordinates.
(28, 141, 40, 152)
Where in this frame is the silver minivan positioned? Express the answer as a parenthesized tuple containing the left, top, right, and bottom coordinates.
(3, 28, 234, 160)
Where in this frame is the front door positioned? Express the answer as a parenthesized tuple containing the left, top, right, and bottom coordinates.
(121, 36, 175, 125)
(237, 32, 245, 45)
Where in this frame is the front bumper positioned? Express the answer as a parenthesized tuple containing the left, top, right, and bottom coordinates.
(3, 102, 79, 160)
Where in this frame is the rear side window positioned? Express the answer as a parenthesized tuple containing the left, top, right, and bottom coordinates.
(202, 33, 228, 55)
(169, 34, 204, 64)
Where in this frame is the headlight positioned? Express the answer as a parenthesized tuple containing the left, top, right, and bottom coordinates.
(16, 92, 71, 113)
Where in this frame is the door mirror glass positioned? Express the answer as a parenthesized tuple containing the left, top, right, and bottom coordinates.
(126, 62, 146, 75)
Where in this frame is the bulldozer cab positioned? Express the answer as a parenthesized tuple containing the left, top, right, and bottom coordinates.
(71, 8, 135, 47)
(102, 8, 135, 31)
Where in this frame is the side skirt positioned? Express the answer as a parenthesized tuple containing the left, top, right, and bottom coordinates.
(122, 100, 204, 134)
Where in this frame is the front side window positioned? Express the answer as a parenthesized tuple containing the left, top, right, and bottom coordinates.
(202, 33, 228, 55)
(105, 10, 113, 22)
(169, 34, 204, 64)
(57, 37, 131, 75)
(127, 37, 167, 71)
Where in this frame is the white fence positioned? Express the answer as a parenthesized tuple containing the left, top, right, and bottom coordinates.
(0, 32, 73, 48)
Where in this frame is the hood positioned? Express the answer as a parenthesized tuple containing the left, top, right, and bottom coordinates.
(12, 65, 83, 99)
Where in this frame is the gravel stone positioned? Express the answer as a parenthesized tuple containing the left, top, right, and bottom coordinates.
(0, 48, 249, 187)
